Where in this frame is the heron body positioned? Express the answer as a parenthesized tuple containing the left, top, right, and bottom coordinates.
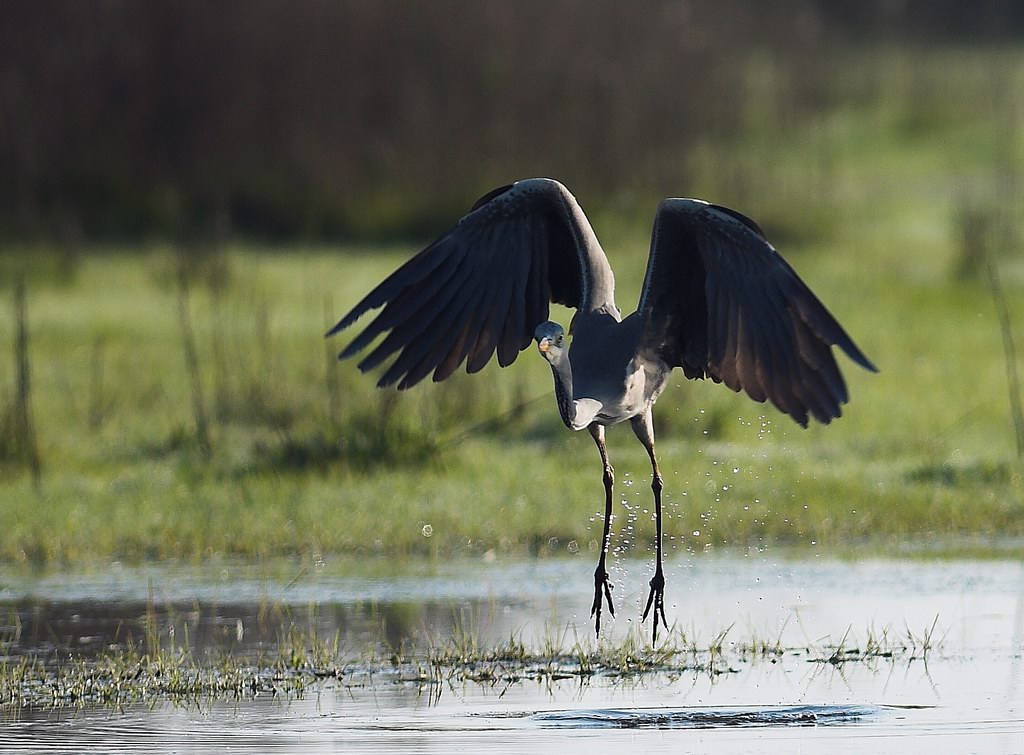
(329, 178, 876, 643)
(539, 310, 667, 430)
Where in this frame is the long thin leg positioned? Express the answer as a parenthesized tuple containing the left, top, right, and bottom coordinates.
(588, 423, 615, 637)
(632, 410, 668, 644)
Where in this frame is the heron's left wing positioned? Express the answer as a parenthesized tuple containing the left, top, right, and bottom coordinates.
(636, 199, 876, 427)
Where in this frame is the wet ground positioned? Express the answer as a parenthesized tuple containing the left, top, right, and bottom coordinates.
(2, 554, 1024, 752)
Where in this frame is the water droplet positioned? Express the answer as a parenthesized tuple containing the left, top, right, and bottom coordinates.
(692, 530, 701, 536)
(421, 524, 433, 538)
(567, 540, 579, 554)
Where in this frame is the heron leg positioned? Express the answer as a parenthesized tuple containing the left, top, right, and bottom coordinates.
(588, 423, 615, 637)
(632, 410, 669, 644)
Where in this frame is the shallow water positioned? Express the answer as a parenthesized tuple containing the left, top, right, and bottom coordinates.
(2, 554, 1024, 752)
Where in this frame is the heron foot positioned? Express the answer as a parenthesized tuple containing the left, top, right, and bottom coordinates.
(641, 569, 669, 644)
(591, 563, 614, 637)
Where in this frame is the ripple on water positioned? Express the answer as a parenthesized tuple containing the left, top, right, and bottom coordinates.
(530, 704, 878, 729)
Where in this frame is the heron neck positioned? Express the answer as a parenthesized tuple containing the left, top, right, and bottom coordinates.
(547, 353, 576, 429)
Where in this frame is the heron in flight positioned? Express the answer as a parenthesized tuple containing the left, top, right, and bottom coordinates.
(328, 178, 876, 643)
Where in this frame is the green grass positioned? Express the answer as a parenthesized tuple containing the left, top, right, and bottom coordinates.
(1, 44, 1023, 567)
(0, 616, 938, 711)
(0, 244, 1018, 565)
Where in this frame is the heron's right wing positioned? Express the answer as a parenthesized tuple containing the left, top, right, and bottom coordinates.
(327, 178, 615, 389)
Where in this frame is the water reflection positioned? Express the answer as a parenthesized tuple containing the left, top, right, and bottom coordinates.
(0, 596, 519, 665)
(3, 554, 1024, 662)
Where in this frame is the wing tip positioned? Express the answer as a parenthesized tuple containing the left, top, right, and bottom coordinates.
(834, 341, 879, 375)
(324, 320, 347, 338)
(325, 308, 363, 338)
(337, 342, 361, 360)
(854, 352, 880, 374)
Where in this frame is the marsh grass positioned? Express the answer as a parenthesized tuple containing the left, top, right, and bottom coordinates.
(0, 613, 942, 712)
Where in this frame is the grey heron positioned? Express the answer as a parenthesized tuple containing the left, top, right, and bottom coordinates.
(328, 178, 876, 643)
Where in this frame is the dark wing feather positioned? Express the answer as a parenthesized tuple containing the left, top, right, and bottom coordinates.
(637, 199, 876, 427)
(327, 178, 615, 388)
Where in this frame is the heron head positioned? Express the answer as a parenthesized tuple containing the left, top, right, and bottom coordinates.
(534, 321, 566, 361)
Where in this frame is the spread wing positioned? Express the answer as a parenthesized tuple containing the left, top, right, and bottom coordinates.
(637, 199, 877, 427)
(327, 178, 615, 389)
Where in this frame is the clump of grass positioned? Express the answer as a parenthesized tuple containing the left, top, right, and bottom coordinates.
(808, 617, 944, 667)
(5, 650, 311, 711)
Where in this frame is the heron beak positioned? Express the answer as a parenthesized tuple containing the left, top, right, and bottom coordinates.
(538, 337, 551, 353)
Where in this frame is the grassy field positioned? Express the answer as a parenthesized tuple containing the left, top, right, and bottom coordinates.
(1, 46, 1023, 567)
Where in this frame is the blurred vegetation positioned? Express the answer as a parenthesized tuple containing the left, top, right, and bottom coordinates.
(1, 4, 1023, 566)
(3, 0, 1024, 242)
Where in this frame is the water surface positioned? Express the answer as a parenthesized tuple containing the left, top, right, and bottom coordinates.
(2, 554, 1023, 752)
